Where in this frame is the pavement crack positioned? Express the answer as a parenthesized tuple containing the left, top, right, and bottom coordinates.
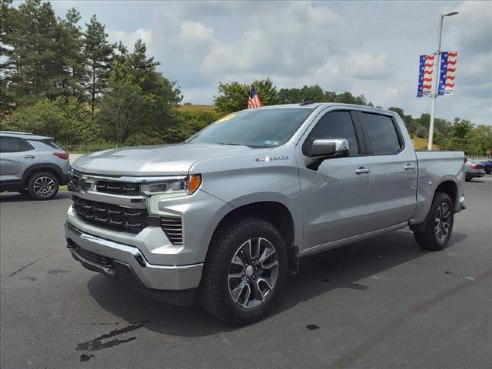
(9, 260, 37, 277)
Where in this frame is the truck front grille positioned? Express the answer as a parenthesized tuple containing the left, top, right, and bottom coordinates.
(161, 217, 183, 245)
(72, 196, 148, 234)
(95, 180, 140, 196)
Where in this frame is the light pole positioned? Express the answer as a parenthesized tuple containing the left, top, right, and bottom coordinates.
(427, 11, 458, 151)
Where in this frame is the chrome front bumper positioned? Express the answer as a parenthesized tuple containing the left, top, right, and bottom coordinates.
(65, 221, 203, 291)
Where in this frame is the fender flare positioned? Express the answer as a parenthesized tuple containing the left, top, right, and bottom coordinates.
(22, 164, 65, 186)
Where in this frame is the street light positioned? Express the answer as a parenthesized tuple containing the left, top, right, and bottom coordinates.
(427, 11, 459, 150)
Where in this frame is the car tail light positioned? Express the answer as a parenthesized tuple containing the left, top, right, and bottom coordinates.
(54, 152, 69, 160)
(471, 163, 478, 169)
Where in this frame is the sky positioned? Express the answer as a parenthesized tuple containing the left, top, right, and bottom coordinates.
(49, 0, 492, 125)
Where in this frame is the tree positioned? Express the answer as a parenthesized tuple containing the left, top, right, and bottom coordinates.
(334, 91, 367, 105)
(164, 109, 219, 143)
(7, 96, 95, 145)
(442, 119, 475, 153)
(56, 8, 85, 98)
(470, 125, 492, 155)
(107, 40, 182, 134)
(97, 80, 145, 144)
(1, 0, 64, 105)
(277, 86, 370, 105)
(83, 15, 114, 119)
(215, 78, 280, 115)
(278, 85, 325, 103)
(97, 40, 182, 144)
(389, 107, 416, 134)
(0, 0, 15, 118)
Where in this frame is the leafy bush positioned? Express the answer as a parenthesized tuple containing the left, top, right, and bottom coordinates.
(8, 97, 95, 145)
(164, 110, 220, 143)
(124, 132, 165, 146)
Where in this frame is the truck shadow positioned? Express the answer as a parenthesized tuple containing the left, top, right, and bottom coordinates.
(87, 230, 467, 337)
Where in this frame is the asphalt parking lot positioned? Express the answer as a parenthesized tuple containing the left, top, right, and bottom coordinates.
(1, 177, 491, 369)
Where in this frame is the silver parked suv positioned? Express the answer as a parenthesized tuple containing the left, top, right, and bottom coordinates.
(0, 131, 70, 200)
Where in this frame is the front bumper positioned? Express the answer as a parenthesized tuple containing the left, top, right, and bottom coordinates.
(61, 173, 70, 186)
(65, 221, 203, 293)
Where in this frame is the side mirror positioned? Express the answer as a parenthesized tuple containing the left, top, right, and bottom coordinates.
(309, 139, 349, 158)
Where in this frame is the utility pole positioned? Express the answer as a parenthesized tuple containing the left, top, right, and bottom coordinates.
(427, 11, 458, 151)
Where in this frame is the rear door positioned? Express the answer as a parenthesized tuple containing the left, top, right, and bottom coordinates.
(356, 112, 418, 229)
(298, 110, 375, 248)
(0, 137, 37, 182)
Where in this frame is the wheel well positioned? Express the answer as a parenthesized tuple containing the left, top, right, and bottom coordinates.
(435, 181, 457, 207)
(210, 202, 297, 270)
(217, 202, 294, 246)
(23, 167, 62, 187)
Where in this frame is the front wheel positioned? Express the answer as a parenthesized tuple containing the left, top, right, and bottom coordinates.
(414, 192, 454, 251)
(27, 172, 59, 200)
(200, 218, 287, 325)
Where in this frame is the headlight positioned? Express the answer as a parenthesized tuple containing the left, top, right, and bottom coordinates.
(141, 175, 202, 198)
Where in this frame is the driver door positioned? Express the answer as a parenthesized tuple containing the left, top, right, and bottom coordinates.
(298, 110, 375, 250)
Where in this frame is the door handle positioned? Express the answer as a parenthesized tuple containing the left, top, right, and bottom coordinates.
(404, 164, 415, 171)
(355, 167, 370, 174)
(24, 155, 35, 159)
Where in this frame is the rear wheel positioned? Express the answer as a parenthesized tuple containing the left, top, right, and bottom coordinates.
(200, 218, 287, 325)
(27, 172, 59, 200)
(414, 192, 454, 251)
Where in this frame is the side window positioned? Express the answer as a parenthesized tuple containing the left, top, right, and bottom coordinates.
(0, 137, 33, 153)
(359, 113, 402, 155)
(303, 111, 359, 156)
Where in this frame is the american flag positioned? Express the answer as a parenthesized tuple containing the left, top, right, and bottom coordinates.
(438, 51, 457, 95)
(248, 87, 262, 109)
(417, 54, 435, 97)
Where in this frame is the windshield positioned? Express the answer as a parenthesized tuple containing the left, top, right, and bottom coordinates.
(186, 108, 315, 148)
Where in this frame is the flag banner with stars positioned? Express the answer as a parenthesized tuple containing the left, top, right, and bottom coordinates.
(417, 54, 435, 97)
(438, 51, 457, 95)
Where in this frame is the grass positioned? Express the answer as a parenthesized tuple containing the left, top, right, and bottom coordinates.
(178, 104, 216, 113)
(412, 137, 440, 151)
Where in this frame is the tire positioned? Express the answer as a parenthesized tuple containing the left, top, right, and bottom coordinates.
(200, 218, 288, 325)
(413, 192, 454, 251)
(27, 172, 59, 200)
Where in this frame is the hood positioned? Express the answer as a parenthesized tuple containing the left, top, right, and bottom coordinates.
(72, 143, 253, 176)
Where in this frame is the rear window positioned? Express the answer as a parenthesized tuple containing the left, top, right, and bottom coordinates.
(41, 139, 61, 150)
(359, 113, 402, 155)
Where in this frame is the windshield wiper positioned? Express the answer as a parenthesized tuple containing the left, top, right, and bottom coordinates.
(217, 142, 245, 146)
(217, 142, 267, 148)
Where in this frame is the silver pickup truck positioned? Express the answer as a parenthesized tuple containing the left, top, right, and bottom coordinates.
(65, 103, 465, 324)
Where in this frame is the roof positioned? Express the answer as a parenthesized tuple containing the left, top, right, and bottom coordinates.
(0, 131, 53, 140)
(246, 103, 393, 115)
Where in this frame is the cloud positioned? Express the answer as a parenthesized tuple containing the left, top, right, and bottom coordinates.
(108, 28, 153, 50)
(346, 52, 391, 80)
(200, 2, 344, 79)
(49, 1, 492, 124)
(180, 21, 215, 44)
